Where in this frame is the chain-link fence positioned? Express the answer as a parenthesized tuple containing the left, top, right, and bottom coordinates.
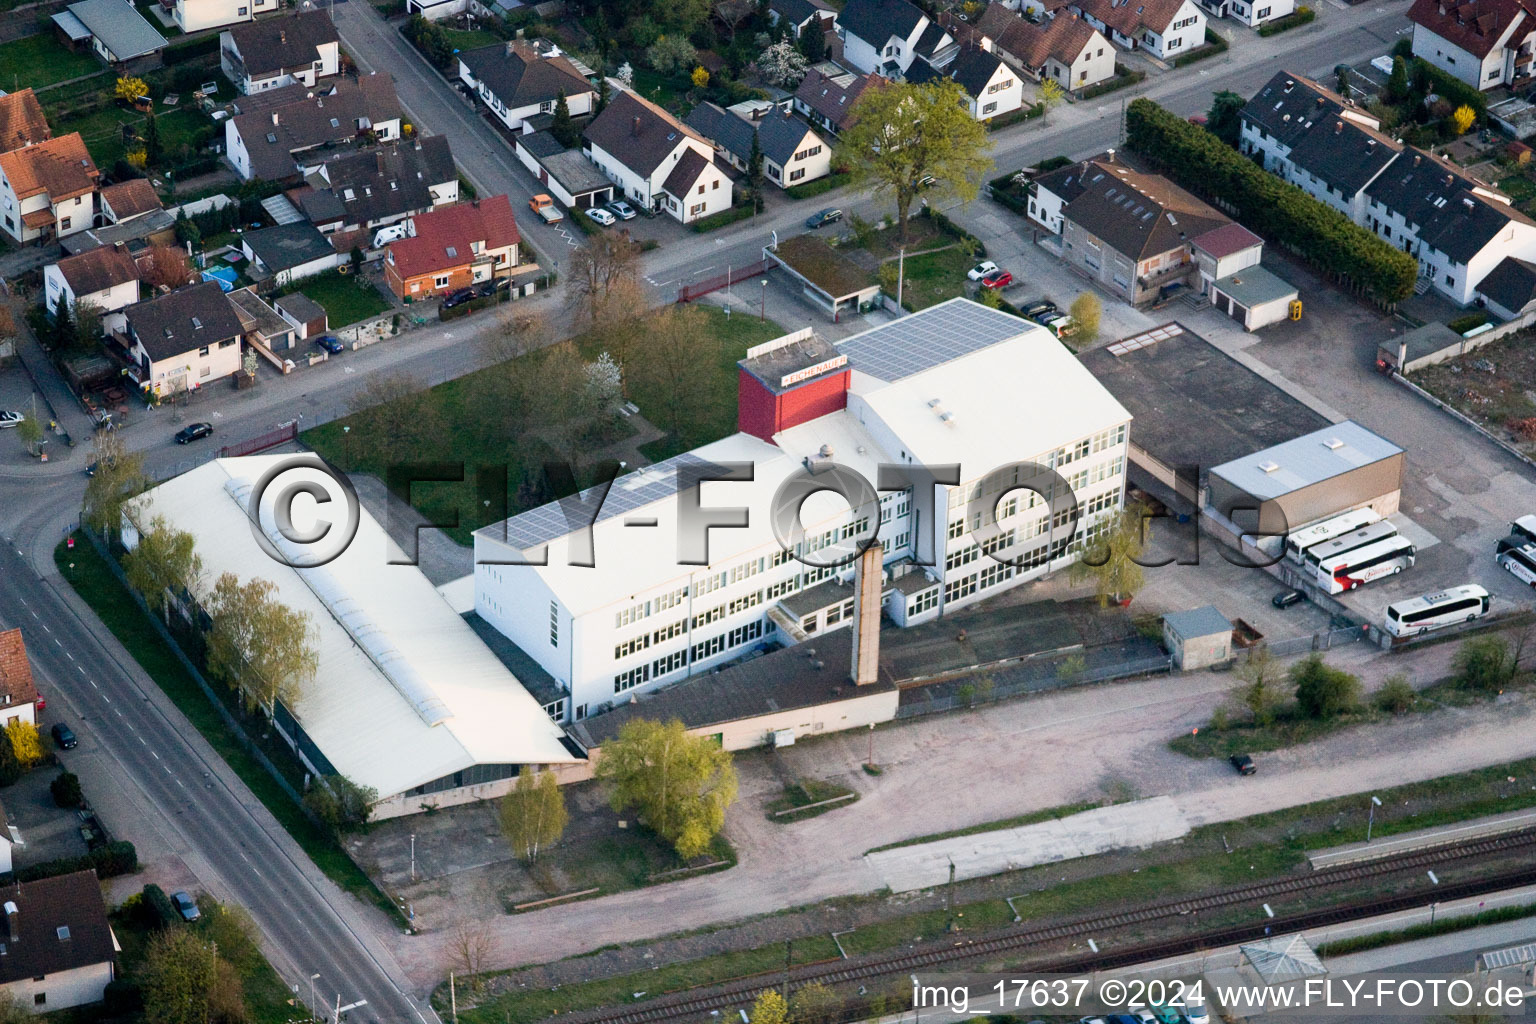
(895, 651, 1173, 719)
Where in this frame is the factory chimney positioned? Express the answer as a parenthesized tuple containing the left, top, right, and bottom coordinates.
(849, 541, 882, 686)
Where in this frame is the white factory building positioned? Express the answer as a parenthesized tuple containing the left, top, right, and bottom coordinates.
(475, 299, 1132, 723)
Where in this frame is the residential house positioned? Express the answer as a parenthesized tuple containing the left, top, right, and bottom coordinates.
(1195, 0, 1294, 28)
(50, 0, 166, 71)
(384, 194, 521, 300)
(224, 75, 402, 181)
(0, 801, 16, 875)
(684, 103, 832, 188)
(905, 46, 1023, 119)
(838, 0, 957, 77)
(1026, 159, 1089, 232)
(240, 222, 339, 287)
(458, 41, 596, 135)
(169, 0, 278, 34)
(1408, 0, 1536, 90)
(43, 243, 140, 332)
(971, 7, 1115, 91)
(0, 134, 100, 244)
(769, 0, 837, 39)
(0, 871, 117, 1012)
(793, 66, 885, 134)
(582, 91, 732, 224)
(296, 136, 457, 238)
(120, 280, 244, 395)
(0, 629, 41, 730)
(514, 131, 615, 210)
(97, 178, 163, 225)
(0, 89, 50, 153)
(220, 11, 340, 95)
(1069, 0, 1205, 60)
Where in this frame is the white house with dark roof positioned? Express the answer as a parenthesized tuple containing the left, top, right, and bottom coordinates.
(172, 0, 278, 34)
(906, 47, 1022, 119)
(458, 41, 596, 134)
(52, 0, 167, 70)
(1407, 0, 1536, 90)
(297, 136, 457, 236)
(224, 75, 401, 181)
(0, 871, 116, 1011)
(240, 222, 339, 287)
(43, 242, 140, 331)
(970, 7, 1115, 91)
(684, 103, 831, 188)
(793, 65, 884, 134)
(1068, 0, 1205, 59)
(220, 10, 340, 94)
(582, 90, 730, 224)
(769, 0, 837, 38)
(120, 280, 244, 395)
(839, 0, 957, 77)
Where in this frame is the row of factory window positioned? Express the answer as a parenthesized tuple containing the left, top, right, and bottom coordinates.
(946, 426, 1127, 510)
(613, 619, 767, 693)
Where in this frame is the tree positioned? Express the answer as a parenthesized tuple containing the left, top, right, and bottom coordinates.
(1236, 646, 1281, 726)
(757, 39, 808, 86)
(1038, 77, 1064, 120)
(616, 61, 634, 87)
(175, 210, 202, 251)
(202, 903, 260, 973)
(51, 771, 84, 808)
(1290, 654, 1361, 720)
(0, 731, 19, 787)
(551, 91, 579, 147)
(205, 573, 318, 715)
(14, 415, 42, 457)
(143, 110, 163, 166)
(123, 514, 203, 623)
(625, 306, 720, 440)
(0, 996, 29, 1024)
(790, 982, 840, 1024)
(141, 244, 194, 289)
(4, 722, 40, 770)
(1386, 55, 1409, 103)
(302, 774, 377, 834)
(646, 35, 697, 75)
(403, 14, 452, 66)
(798, 22, 825, 62)
(1069, 291, 1101, 344)
(691, 65, 711, 88)
(498, 770, 568, 861)
(115, 76, 148, 103)
(586, 351, 624, 409)
(1335, 65, 1350, 96)
(746, 128, 765, 213)
(69, 298, 103, 346)
(837, 79, 993, 242)
(1206, 89, 1245, 147)
(1453, 635, 1514, 692)
(141, 929, 222, 1024)
(449, 918, 493, 995)
(567, 231, 642, 330)
(346, 370, 446, 469)
(596, 74, 612, 113)
(749, 990, 788, 1024)
(596, 717, 738, 860)
(83, 430, 148, 541)
(1452, 103, 1476, 135)
(1068, 504, 1147, 607)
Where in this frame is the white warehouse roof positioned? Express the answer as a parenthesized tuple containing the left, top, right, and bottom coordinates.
(1209, 420, 1403, 500)
(128, 456, 577, 801)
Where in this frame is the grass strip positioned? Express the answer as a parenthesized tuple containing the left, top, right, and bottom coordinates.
(1314, 900, 1536, 958)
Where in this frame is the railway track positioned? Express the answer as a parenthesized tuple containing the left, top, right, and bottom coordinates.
(555, 827, 1536, 1024)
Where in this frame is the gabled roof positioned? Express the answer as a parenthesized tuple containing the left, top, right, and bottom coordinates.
(981, 9, 1100, 69)
(387, 194, 520, 280)
(1365, 147, 1529, 264)
(1477, 255, 1536, 312)
(1190, 221, 1263, 259)
(53, 243, 139, 296)
(226, 10, 339, 77)
(1032, 159, 1094, 204)
(686, 102, 820, 167)
(770, 0, 835, 26)
(1241, 71, 1381, 147)
(0, 630, 38, 708)
(840, 0, 926, 44)
(946, 46, 1006, 97)
(301, 136, 454, 227)
(242, 222, 335, 271)
(795, 67, 885, 129)
(0, 89, 50, 152)
(100, 178, 163, 221)
(126, 281, 244, 361)
(0, 871, 115, 984)
(229, 75, 400, 180)
(1061, 158, 1230, 261)
(662, 147, 713, 198)
(459, 40, 593, 108)
(0, 133, 99, 202)
(582, 90, 703, 177)
(1407, 0, 1535, 58)
(1075, 0, 1192, 37)
(65, 0, 166, 60)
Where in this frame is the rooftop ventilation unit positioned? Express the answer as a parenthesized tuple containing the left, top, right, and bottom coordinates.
(1323, 437, 1345, 450)
(1258, 460, 1281, 473)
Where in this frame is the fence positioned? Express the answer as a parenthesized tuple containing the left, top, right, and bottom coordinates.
(219, 419, 298, 458)
(1250, 626, 1366, 658)
(893, 651, 1173, 719)
(676, 259, 772, 303)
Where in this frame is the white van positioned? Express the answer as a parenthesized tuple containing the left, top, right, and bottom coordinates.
(373, 223, 410, 248)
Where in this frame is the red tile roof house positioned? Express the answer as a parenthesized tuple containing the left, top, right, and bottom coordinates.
(0, 630, 41, 731)
(1408, 0, 1536, 90)
(384, 195, 528, 301)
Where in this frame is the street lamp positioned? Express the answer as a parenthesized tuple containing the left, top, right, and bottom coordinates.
(761, 278, 767, 322)
(1366, 795, 1382, 842)
(410, 833, 416, 881)
(309, 973, 320, 1021)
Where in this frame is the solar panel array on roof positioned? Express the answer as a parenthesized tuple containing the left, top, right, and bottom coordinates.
(835, 299, 1026, 381)
(485, 452, 722, 552)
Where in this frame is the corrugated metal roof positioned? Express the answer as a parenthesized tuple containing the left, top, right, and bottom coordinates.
(1209, 420, 1402, 500)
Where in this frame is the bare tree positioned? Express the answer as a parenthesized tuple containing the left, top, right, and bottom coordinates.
(624, 307, 718, 442)
(449, 918, 494, 995)
(139, 244, 195, 290)
(567, 231, 641, 331)
(1236, 645, 1282, 726)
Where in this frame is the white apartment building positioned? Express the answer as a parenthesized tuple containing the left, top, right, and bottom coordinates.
(474, 300, 1132, 722)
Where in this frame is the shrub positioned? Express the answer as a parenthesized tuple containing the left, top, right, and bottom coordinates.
(1448, 312, 1490, 334)
(1454, 635, 1513, 691)
(1374, 674, 1417, 714)
(1077, 65, 1145, 100)
(1257, 5, 1315, 35)
(689, 204, 755, 233)
(1171, 27, 1228, 68)
(103, 979, 144, 1015)
(1290, 654, 1361, 720)
(50, 771, 83, 809)
(140, 884, 178, 929)
(785, 171, 851, 200)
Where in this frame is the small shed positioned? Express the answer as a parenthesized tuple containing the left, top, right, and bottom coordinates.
(275, 293, 328, 339)
(1163, 605, 1232, 670)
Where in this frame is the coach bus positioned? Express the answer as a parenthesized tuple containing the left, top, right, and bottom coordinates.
(1384, 585, 1491, 637)
(1302, 521, 1401, 576)
(1498, 543, 1536, 588)
(1283, 508, 1382, 564)
(1314, 534, 1417, 593)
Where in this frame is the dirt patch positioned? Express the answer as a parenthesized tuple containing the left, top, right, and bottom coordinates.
(1411, 329, 1536, 452)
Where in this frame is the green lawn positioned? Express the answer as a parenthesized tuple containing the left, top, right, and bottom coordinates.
(630, 68, 691, 113)
(442, 27, 502, 52)
(53, 104, 214, 175)
(0, 35, 105, 91)
(295, 271, 392, 327)
(893, 245, 974, 311)
(55, 534, 402, 923)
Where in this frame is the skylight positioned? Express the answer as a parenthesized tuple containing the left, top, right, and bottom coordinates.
(446, 246, 458, 257)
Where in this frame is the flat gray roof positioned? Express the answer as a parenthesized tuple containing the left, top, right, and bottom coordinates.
(1164, 605, 1231, 640)
(1214, 264, 1297, 308)
(51, 10, 92, 40)
(540, 149, 612, 196)
(837, 298, 1026, 382)
(1209, 420, 1403, 500)
(1384, 321, 1462, 363)
(67, 0, 166, 59)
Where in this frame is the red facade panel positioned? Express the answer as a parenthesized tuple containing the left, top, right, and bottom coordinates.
(737, 368, 850, 441)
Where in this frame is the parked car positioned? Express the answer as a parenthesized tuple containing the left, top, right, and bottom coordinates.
(980, 269, 1013, 289)
(1272, 589, 1306, 609)
(372, 223, 409, 248)
(805, 208, 843, 229)
(1038, 314, 1076, 337)
(1184, 1002, 1210, 1024)
(441, 287, 476, 309)
(1022, 299, 1058, 319)
(608, 199, 637, 220)
(314, 335, 344, 354)
(1229, 753, 1256, 776)
(586, 206, 617, 226)
(967, 260, 1000, 281)
(51, 722, 77, 750)
(528, 194, 563, 224)
(0, 411, 22, 429)
(174, 422, 212, 445)
(171, 891, 200, 922)
(473, 278, 507, 298)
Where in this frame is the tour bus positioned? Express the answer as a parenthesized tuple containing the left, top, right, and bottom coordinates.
(1314, 534, 1417, 593)
(1301, 521, 1401, 575)
(1384, 585, 1491, 637)
(1283, 508, 1381, 564)
(1497, 515, 1536, 554)
(1498, 543, 1536, 588)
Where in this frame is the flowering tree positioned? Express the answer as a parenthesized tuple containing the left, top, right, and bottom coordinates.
(646, 35, 697, 75)
(757, 40, 808, 87)
(691, 65, 710, 88)
(585, 352, 623, 409)
(616, 61, 634, 87)
(115, 76, 148, 102)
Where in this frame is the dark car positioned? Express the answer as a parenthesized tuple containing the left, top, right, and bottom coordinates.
(51, 722, 77, 750)
(174, 422, 212, 445)
(1230, 753, 1256, 776)
(473, 278, 508, 299)
(1272, 589, 1306, 609)
(1022, 299, 1058, 319)
(441, 287, 476, 309)
(805, 208, 843, 229)
(171, 891, 200, 922)
(314, 335, 344, 354)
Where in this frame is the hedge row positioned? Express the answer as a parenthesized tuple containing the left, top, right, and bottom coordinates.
(986, 102, 1044, 132)
(690, 204, 756, 233)
(1171, 27, 1228, 68)
(1125, 99, 1418, 304)
(0, 841, 138, 885)
(163, 33, 220, 62)
(1257, 5, 1315, 35)
(1077, 64, 1146, 100)
(785, 171, 852, 200)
